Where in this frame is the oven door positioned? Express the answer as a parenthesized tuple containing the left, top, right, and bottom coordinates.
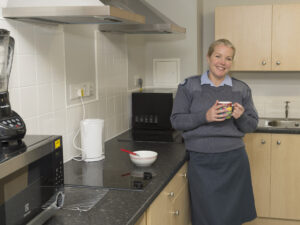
(0, 146, 63, 225)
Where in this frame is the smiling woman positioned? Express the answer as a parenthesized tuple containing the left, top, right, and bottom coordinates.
(170, 39, 259, 225)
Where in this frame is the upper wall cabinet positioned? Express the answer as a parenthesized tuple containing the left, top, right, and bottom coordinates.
(215, 4, 300, 71)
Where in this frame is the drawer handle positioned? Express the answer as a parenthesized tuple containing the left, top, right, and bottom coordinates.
(180, 173, 187, 178)
(168, 192, 175, 197)
(277, 140, 281, 145)
(171, 210, 180, 216)
(276, 60, 281, 65)
(262, 60, 267, 65)
(261, 139, 266, 144)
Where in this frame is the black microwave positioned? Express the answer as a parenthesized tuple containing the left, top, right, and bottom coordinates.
(0, 135, 64, 225)
(132, 90, 175, 130)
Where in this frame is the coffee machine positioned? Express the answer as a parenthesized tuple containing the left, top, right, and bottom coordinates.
(0, 29, 26, 151)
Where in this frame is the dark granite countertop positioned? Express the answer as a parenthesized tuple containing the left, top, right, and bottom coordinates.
(45, 130, 187, 225)
(255, 127, 300, 134)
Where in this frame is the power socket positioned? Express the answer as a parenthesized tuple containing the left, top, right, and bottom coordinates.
(70, 82, 94, 100)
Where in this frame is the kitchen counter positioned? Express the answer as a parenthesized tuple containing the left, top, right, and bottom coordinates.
(45, 130, 187, 225)
(255, 127, 300, 134)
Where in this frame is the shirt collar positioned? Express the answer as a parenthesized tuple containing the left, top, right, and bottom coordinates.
(201, 70, 232, 87)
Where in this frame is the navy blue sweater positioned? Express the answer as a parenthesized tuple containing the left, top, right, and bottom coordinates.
(170, 75, 258, 153)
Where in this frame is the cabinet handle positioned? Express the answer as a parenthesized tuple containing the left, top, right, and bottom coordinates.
(276, 61, 281, 65)
(180, 173, 187, 178)
(277, 140, 281, 145)
(261, 139, 266, 144)
(262, 60, 267, 65)
(168, 192, 175, 197)
(171, 210, 180, 216)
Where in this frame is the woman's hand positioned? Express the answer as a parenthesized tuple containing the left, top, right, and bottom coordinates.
(206, 100, 227, 122)
(232, 102, 245, 119)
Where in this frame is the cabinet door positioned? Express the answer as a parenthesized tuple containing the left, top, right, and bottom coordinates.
(135, 212, 147, 225)
(147, 187, 171, 225)
(244, 133, 271, 217)
(170, 183, 191, 225)
(272, 4, 300, 71)
(244, 217, 300, 225)
(270, 134, 300, 220)
(215, 5, 272, 71)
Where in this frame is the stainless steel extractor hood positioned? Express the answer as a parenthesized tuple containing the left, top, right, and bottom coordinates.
(99, 0, 186, 34)
(2, 3, 145, 25)
(1, 0, 186, 34)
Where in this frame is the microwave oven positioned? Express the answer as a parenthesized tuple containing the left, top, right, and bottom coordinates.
(0, 135, 64, 225)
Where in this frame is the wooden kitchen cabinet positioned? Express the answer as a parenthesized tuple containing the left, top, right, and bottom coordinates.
(244, 133, 300, 221)
(146, 162, 191, 225)
(135, 212, 147, 225)
(215, 5, 272, 71)
(215, 4, 300, 71)
(244, 133, 271, 217)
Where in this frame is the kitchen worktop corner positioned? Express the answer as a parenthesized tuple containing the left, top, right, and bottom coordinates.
(45, 130, 187, 225)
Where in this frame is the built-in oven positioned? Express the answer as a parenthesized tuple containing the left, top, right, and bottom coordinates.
(0, 135, 64, 225)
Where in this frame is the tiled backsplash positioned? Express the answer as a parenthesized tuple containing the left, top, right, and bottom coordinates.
(253, 96, 300, 119)
(1, 19, 130, 162)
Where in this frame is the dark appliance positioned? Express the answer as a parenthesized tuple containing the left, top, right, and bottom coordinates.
(131, 89, 178, 142)
(0, 29, 26, 151)
(0, 135, 64, 225)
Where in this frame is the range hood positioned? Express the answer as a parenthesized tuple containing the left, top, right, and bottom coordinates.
(1, 0, 186, 34)
(2, 1, 145, 25)
(99, 0, 186, 34)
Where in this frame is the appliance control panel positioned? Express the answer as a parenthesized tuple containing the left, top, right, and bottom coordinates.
(54, 146, 64, 190)
(0, 116, 24, 129)
(134, 114, 159, 124)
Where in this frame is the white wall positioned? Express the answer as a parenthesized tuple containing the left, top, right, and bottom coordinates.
(127, 0, 201, 89)
(202, 0, 300, 118)
(0, 19, 130, 162)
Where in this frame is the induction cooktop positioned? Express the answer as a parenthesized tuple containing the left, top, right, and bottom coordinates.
(63, 160, 155, 191)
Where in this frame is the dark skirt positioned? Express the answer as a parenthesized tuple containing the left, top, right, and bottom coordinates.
(188, 147, 257, 225)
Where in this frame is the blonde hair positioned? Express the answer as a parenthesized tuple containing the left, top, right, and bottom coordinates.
(207, 39, 236, 59)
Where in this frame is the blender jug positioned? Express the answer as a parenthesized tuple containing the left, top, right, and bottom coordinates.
(0, 29, 26, 148)
(0, 29, 14, 117)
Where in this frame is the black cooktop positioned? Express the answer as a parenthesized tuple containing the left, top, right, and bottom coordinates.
(64, 160, 155, 191)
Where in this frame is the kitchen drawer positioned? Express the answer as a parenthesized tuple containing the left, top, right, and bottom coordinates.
(163, 162, 188, 198)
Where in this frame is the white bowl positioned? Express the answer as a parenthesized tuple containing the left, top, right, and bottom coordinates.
(130, 150, 158, 167)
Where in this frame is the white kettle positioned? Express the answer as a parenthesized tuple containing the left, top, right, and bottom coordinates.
(80, 119, 105, 162)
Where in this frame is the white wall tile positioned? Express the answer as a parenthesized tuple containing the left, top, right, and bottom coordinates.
(18, 55, 36, 87)
(52, 82, 66, 111)
(38, 112, 54, 134)
(66, 105, 84, 133)
(38, 84, 53, 115)
(8, 88, 21, 113)
(51, 33, 65, 83)
(24, 117, 39, 134)
(36, 55, 52, 84)
(9, 55, 19, 88)
(20, 86, 38, 118)
(2, 21, 130, 162)
(15, 22, 35, 55)
(53, 109, 67, 136)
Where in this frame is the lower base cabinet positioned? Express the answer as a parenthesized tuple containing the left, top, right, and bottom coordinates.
(135, 213, 146, 225)
(135, 162, 191, 225)
(244, 218, 300, 225)
(244, 133, 300, 225)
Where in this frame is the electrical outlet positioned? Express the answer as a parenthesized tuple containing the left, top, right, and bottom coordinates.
(69, 82, 94, 100)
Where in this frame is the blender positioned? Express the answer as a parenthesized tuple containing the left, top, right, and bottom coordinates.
(0, 29, 26, 151)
